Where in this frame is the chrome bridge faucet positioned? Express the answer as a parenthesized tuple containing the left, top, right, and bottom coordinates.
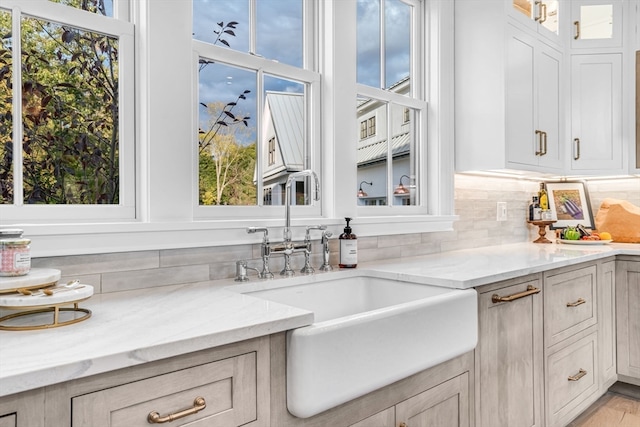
(238, 170, 324, 280)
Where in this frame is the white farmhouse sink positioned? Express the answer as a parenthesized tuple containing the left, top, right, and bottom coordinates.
(242, 274, 478, 418)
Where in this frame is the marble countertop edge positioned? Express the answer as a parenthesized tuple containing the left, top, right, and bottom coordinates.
(0, 241, 639, 398)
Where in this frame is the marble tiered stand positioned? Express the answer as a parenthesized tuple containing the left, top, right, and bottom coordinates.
(0, 269, 93, 331)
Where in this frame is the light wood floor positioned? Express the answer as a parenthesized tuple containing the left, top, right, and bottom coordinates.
(569, 383, 640, 427)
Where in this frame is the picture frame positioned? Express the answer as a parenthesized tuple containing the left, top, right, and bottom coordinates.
(546, 181, 595, 230)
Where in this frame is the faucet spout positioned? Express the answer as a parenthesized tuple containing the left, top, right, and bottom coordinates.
(284, 170, 320, 243)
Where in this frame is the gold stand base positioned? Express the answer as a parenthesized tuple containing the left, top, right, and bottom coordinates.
(0, 303, 91, 331)
(528, 220, 557, 244)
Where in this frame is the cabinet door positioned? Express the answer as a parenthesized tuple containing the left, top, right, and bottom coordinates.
(72, 352, 257, 427)
(570, 0, 624, 49)
(0, 389, 44, 427)
(616, 260, 640, 380)
(535, 42, 563, 169)
(599, 260, 617, 388)
(396, 373, 469, 427)
(570, 53, 623, 172)
(349, 407, 395, 427)
(477, 278, 544, 427)
(506, 26, 562, 171)
(510, 0, 560, 44)
(544, 264, 597, 348)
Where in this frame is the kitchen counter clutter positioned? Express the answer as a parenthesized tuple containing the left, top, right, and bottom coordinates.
(0, 241, 639, 401)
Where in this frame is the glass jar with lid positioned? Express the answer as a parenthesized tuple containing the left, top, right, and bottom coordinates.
(0, 229, 31, 276)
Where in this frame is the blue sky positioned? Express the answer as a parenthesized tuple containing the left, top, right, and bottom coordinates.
(193, 0, 411, 145)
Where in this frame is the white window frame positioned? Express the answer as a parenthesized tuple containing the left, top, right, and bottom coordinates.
(0, 0, 136, 223)
(0, 0, 455, 257)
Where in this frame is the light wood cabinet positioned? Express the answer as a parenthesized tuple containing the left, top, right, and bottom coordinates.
(269, 332, 474, 427)
(545, 330, 599, 427)
(0, 389, 44, 427)
(475, 275, 544, 427)
(616, 257, 640, 384)
(544, 263, 597, 348)
(599, 259, 617, 388)
(72, 352, 257, 426)
(43, 336, 271, 427)
(350, 373, 470, 427)
(475, 260, 619, 427)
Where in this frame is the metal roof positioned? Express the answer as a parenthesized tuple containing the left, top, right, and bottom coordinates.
(266, 91, 304, 171)
(357, 132, 411, 166)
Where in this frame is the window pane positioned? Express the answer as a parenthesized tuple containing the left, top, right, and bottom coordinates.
(356, 94, 419, 207)
(357, 0, 381, 87)
(262, 75, 306, 205)
(385, 0, 410, 90)
(48, 0, 113, 17)
(357, 0, 411, 90)
(390, 103, 418, 206)
(21, 17, 120, 204)
(0, 9, 12, 204)
(193, 0, 250, 52)
(357, 95, 388, 206)
(198, 61, 256, 206)
(257, 0, 302, 67)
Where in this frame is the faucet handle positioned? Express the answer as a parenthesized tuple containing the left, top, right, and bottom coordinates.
(247, 227, 269, 243)
(305, 225, 327, 241)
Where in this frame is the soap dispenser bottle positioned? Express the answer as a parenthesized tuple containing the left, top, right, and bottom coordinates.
(339, 217, 358, 268)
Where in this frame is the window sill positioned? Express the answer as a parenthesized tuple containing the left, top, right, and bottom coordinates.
(13, 215, 458, 257)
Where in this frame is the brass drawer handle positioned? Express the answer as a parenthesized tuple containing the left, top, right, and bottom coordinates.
(568, 369, 587, 382)
(573, 138, 581, 160)
(574, 21, 581, 40)
(148, 397, 206, 424)
(567, 298, 586, 308)
(492, 285, 541, 303)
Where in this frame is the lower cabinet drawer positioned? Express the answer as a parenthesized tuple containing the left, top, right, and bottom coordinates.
(546, 332, 598, 427)
(72, 352, 257, 427)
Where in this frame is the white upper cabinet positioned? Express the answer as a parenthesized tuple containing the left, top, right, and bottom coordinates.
(511, 0, 561, 45)
(507, 26, 563, 170)
(570, 53, 623, 172)
(570, 0, 624, 49)
(455, 1, 564, 173)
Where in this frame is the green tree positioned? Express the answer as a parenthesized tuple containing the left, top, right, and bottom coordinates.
(198, 101, 255, 205)
(0, 1, 119, 205)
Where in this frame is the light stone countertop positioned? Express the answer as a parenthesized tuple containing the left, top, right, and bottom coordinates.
(1, 241, 639, 398)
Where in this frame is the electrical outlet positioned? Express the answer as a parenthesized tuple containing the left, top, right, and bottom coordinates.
(497, 202, 507, 221)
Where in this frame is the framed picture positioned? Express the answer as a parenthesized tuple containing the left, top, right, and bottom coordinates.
(546, 181, 594, 229)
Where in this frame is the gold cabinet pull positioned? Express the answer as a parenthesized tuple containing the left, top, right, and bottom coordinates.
(574, 21, 581, 39)
(148, 397, 206, 424)
(540, 2, 548, 23)
(535, 1, 543, 22)
(568, 369, 587, 381)
(541, 131, 547, 155)
(573, 138, 580, 160)
(535, 130, 543, 155)
(492, 285, 541, 303)
(567, 298, 586, 308)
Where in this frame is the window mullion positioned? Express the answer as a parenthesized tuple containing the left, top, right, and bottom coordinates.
(11, 8, 23, 205)
(379, 0, 385, 89)
(249, 0, 257, 54)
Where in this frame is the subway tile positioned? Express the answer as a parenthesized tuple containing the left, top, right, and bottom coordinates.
(161, 245, 253, 267)
(101, 265, 210, 293)
(32, 251, 159, 276)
